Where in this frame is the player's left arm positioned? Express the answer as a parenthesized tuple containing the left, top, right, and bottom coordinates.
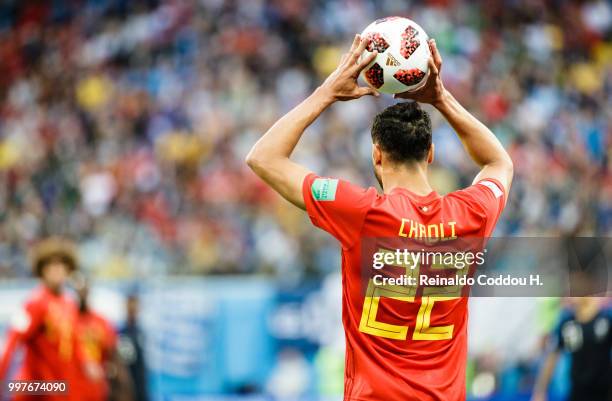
(531, 312, 571, 401)
(246, 35, 379, 210)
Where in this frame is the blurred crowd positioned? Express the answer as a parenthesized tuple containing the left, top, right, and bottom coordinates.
(0, 0, 610, 279)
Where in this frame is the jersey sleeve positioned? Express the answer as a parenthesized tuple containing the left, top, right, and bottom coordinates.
(302, 173, 377, 248)
(0, 299, 45, 380)
(551, 311, 573, 352)
(10, 299, 45, 341)
(457, 178, 507, 236)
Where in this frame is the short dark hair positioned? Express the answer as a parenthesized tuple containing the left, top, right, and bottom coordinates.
(371, 102, 432, 164)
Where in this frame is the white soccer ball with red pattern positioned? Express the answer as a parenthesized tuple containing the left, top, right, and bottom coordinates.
(359, 17, 431, 94)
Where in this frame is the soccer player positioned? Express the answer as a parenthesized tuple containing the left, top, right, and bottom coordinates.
(72, 275, 128, 401)
(117, 294, 148, 401)
(0, 237, 82, 401)
(246, 35, 513, 401)
(531, 298, 611, 401)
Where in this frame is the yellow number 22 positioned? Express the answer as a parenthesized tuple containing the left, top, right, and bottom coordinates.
(358, 249, 460, 341)
(358, 280, 455, 341)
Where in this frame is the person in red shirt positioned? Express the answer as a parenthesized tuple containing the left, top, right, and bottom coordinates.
(246, 35, 513, 401)
(72, 276, 121, 401)
(0, 237, 82, 401)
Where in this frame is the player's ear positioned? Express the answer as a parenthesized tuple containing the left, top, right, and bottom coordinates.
(427, 143, 434, 164)
(372, 143, 383, 166)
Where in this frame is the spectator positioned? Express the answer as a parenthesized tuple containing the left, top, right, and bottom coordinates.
(0, 0, 609, 279)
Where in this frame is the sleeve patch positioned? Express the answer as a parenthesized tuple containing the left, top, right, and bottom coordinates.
(479, 180, 503, 199)
(311, 178, 339, 201)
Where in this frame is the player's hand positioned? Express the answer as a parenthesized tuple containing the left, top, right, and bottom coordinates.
(394, 39, 445, 105)
(84, 361, 104, 381)
(318, 34, 380, 101)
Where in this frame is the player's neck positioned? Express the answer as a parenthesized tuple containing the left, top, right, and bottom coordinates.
(381, 163, 432, 196)
(574, 298, 601, 323)
(42, 283, 63, 296)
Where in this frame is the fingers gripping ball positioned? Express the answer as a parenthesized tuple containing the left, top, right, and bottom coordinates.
(359, 17, 431, 94)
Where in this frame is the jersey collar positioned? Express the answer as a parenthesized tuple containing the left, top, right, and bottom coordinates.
(388, 187, 440, 203)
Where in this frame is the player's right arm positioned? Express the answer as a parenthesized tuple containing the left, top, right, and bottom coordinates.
(396, 39, 513, 195)
(531, 310, 573, 401)
(0, 301, 44, 380)
(0, 331, 21, 381)
(530, 350, 559, 401)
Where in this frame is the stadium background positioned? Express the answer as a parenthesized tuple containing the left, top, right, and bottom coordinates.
(0, 0, 610, 400)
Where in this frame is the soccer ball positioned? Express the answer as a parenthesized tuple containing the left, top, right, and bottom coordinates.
(360, 17, 431, 94)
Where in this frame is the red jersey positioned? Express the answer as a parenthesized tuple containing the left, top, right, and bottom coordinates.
(0, 286, 81, 401)
(73, 310, 117, 401)
(302, 173, 506, 401)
